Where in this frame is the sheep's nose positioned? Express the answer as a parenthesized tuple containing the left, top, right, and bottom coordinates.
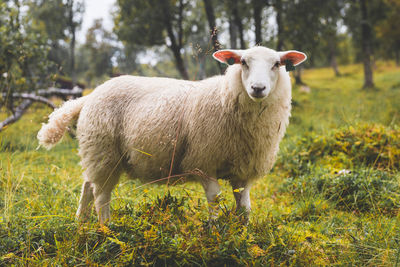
(251, 85, 266, 92)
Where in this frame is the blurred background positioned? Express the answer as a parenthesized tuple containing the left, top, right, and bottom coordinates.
(1, 0, 400, 130)
(1, 0, 399, 90)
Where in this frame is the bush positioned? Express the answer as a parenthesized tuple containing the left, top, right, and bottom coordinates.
(278, 123, 400, 176)
(281, 169, 400, 215)
(0, 3, 53, 103)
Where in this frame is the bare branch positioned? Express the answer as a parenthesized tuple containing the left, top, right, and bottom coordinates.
(0, 86, 83, 132)
(0, 99, 33, 132)
(11, 93, 57, 109)
(178, 0, 184, 49)
(2, 87, 83, 100)
(36, 86, 83, 98)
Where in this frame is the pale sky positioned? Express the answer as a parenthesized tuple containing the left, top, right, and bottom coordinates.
(78, 0, 116, 43)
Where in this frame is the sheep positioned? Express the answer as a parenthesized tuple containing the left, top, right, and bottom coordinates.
(37, 46, 307, 224)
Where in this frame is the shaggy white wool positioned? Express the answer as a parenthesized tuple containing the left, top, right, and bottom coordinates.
(37, 96, 86, 149)
(37, 46, 305, 224)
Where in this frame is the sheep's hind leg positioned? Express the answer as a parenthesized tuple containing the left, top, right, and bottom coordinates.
(231, 180, 252, 223)
(92, 170, 121, 225)
(76, 177, 94, 222)
(200, 177, 221, 220)
(80, 157, 122, 224)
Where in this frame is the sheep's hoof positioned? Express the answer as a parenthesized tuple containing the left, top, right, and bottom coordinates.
(235, 207, 250, 225)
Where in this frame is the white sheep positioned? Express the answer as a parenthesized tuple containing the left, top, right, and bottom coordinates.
(37, 46, 306, 224)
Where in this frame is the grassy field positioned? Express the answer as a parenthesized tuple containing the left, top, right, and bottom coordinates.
(1, 62, 400, 266)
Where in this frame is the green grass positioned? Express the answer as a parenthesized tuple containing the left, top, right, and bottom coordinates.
(1, 62, 400, 265)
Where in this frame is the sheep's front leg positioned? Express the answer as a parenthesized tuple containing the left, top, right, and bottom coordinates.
(200, 177, 221, 220)
(231, 180, 252, 222)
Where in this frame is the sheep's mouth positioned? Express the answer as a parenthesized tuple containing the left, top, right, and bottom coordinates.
(249, 91, 267, 101)
(249, 95, 266, 102)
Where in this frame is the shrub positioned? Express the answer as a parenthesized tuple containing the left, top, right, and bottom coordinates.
(281, 169, 400, 215)
(278, 123, 400, 176)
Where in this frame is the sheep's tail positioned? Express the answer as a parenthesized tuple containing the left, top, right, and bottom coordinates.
(37, 96, 87, 149)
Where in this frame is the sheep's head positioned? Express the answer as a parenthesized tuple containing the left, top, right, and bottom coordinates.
(213, 46, 307, 101)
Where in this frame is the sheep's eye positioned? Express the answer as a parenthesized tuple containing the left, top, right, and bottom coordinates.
(273, 61, 280, 69)
(241, 59, 247, 66)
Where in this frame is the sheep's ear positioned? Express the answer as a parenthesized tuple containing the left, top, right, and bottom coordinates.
(279, 50, 307, 67)
(213, 50, 243, 65)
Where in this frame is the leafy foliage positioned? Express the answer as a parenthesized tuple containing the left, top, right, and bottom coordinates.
(375, 0, 400, 63)
(29, 0, 85, 77)
(78, 19, 116, 86)
(114, 0, 166, 47)
(282, 169, 400, 214)
(0, 2, 53, 105)
(278, 123, 400, 176)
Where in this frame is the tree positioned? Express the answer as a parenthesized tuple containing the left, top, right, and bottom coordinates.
(203, 0, 223, 73)
(283, 0, 322, 84)
(161, 0, 189, 79)
(344, 0, 387, 88)
(252, 0, 264, 45)
(29, 0, 68, 75)
(66, 0, 85, 86)
(29, 0, 84, 84)
(273, 0, 284, 50)
(226, 3, 238, 48)
(80, 19, 116, 87)
(360, 0, 374, 88)
(320, 0, 345, 76)
(0, 1, 52, 106)
(114, 46, 143, 75)
(375, 0, 400, 65)
(228, 0, 246, 49)
(0, 1, 81, 131)
(203, 0, 220, 52)
(115, 0, 190, 79)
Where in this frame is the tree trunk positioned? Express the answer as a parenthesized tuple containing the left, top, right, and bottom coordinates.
(68, 0, 77, 87)
(160, 0, 189, 80)
(228, 14, 238, 49)
(253, 0, 263, 45)
(203, 0, 219, 51)
(294, 68, 305, 85)
(70, 27, 76, 86)
(203, 0, 223, 73)
(177, 0, 184, 49)
(360, 0, 374, 88)
(169, 35, 189, 80)
(275, 0, 284, 51)
(331, 54, 340, 77)
(329, 41, 341, 76)
(231, 0, 246, 49)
